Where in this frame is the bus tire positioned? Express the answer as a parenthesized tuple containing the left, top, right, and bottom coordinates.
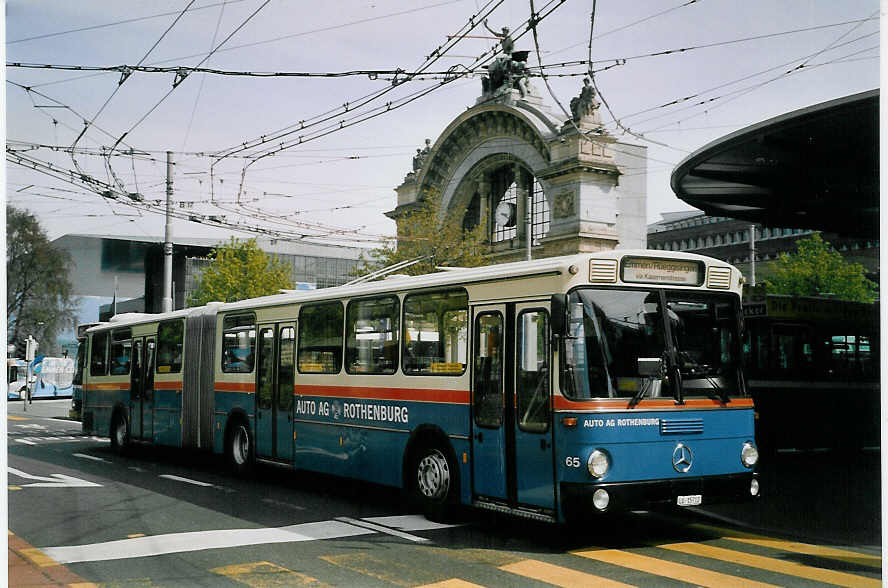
(226, 419, 253, 476)
(110, 411, 129, 455)
(410, 443, 458, 522)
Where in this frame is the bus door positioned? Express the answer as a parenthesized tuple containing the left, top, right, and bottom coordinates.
(130, 337, 155, 441)
(256, 323, 295, 462)
(471, 303, 555, 512)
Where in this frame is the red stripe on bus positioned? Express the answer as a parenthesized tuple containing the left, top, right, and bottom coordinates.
(154, 381, 183, 390)
(215, 381, 255, 392)
(552, 396, 754, 410)
(293, 385, 470, 404)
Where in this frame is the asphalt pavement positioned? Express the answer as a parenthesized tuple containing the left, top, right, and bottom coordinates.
(9, 398, 882, 552)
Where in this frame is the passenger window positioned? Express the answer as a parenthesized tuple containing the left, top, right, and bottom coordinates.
(109, 329, 132, 375)
(90, 332, 109, 376)
(156, 319, 184, 374)
(403, 290, 468, 375)
(279, 327, 295, 411)
(222, 314, 256, 373)
(517, 310, 550, 433)
(298, 302, 343, 374)
(473, 313, 503, 428)
(346, 296, 399, 374)
(257, 328, 274, 410)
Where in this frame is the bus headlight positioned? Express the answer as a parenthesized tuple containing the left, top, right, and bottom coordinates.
(587, 449, 610, 478)
(741, 442, 759, 468)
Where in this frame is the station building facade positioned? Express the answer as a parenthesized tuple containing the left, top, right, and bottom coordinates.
(386, 52, 647, 262)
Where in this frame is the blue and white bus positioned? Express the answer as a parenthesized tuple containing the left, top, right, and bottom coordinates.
(81, 251, 759, 522)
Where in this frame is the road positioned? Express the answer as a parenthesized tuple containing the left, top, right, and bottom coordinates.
(8, 400, 882, 587)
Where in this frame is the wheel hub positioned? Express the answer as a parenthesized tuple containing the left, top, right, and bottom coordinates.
(417, 450, 450, 500)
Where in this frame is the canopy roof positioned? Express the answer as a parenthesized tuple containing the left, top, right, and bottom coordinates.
(671, 90, 878, 237)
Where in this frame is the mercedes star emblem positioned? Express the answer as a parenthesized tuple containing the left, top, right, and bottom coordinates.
(672, 443, 694, 473)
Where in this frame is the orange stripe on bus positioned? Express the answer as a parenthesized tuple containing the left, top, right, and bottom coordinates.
(553, 396, 754, 411)
(85, 383, 129, 391)
(293, 385, 470, 404)
(215, 381, 255, 392)
(154, 381, 183, 390)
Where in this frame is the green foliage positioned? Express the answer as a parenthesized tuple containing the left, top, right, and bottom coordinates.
(764, 233, 877, 302)
(6, 206, 78, 355)
(188, 238, 293, 305)
(355, 190, 487, 277)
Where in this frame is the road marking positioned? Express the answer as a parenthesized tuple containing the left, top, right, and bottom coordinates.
(73, 453, 109, 463)
(500, 559, 634, 587)
(41, 520, 376, 563)
(212, 561, 335, 587)
(320, 552, 443, 586)
(336, 516, 429, 543)
(690, 523, 882, 569)
(159, 474, 214, 487)
(128, 466, 146, 472)
(127, 534, 146, 539)
(8, 467, 102, 488)
(15, 439, 37, 445)
(417, 580, 486, 588)
(8, 415, 29, 421)
(15, 423, 46, 429)
(660, 541, 881, 587)
(573, 548, 778, 588)
(8, 486, 22, 491)
(261, 497, 306, 511)
(362, 514, 461, 531)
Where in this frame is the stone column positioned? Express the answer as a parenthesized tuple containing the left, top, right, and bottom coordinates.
(478, 175, 490, 240)
(515, 164, 527, 245)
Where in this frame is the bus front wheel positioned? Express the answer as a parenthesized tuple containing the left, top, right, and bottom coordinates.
(411, 445, 458, 521)
(227, 420, 253, 476)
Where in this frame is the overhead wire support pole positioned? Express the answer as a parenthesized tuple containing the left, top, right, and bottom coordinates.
(163, 151, 174, 313)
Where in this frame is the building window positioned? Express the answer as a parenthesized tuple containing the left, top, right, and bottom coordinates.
(489, 165, 549, 245)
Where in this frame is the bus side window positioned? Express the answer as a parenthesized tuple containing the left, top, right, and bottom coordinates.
(90, 332, 109, 376)
(402, 289, 468, 376)
(346, 296, 399, 375)
(298, 302, 343, 374)
(473, 313, 503, 428)
(156, 319, 184, 374)
(222, 314, 256, 373)
(109, 328, 133, 375)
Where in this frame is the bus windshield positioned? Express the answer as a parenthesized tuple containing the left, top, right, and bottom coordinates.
(562, 288, 744, 401)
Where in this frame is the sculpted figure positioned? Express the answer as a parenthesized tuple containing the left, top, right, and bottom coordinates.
(484, 19, 514, 56)
(570, 77, 600, 121)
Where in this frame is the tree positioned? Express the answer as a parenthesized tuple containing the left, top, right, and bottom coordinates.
(6, 206, 78, 356)
(765, 232, 877, 302)
(188, 238, 293, 305)
(355, 190, 488, 277)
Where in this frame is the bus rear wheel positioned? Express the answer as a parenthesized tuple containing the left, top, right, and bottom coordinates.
(411, 445, 458, 522)
(110, 412, 129, 455)
(227, 421, 253, 476)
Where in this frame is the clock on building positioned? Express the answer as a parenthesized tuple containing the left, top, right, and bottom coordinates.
(494, 201, 516, 228)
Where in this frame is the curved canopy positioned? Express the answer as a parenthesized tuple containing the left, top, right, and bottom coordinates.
(671, 90, 878, 237)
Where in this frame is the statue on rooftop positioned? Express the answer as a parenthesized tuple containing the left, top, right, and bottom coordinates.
(570, 76, 600, 122)
(483, 19, 514, 56)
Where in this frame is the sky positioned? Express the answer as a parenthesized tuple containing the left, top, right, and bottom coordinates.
(5, 0, 881, 251)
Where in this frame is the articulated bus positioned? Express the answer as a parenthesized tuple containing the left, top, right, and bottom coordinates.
(80, 251, 759, 523)
(743, 293, 879, 451)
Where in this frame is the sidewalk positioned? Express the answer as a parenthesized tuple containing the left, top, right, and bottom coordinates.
(8, 532, 93, 587)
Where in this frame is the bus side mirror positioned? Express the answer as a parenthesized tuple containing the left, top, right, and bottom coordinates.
(551, 294, 567, 338)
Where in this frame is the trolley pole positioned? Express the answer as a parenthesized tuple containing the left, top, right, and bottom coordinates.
(162, 151, 174, 313)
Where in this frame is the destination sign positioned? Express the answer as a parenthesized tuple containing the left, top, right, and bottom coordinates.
(621, 257, 703, 286)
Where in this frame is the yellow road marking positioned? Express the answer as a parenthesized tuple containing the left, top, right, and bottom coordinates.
(660, 542, 881, 587)
(320, 552, 442, 587)
(211, 561, 334, 587)
(501, 559, 634, 588)
(68, 583, 100, 588)
(127, 533, 146, 539)
(574, 548, 777, 588)
(9, 485, 22, 491)
(20, 547, 61, 568)
(418, 580, 486, 588)
(7, 415, 28, 421)
(691, 523, 882, 569)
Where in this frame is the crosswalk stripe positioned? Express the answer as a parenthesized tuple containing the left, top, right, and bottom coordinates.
(500, 559, 634, 588)
(211, 560, 335, 587)
(660, 542, 881, 587)
(417, 579, 486, 588)
(573, 548, 778, 588)
(690, 523, 882, 569)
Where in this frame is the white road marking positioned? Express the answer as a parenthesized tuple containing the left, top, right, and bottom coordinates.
(41, 520, 376, 563)
(159, 474, 214, 487)
(335, 516, 429, 543)
(74, 453, 109, 463)
(362, 514, 461, 531)
(128, 466, 146, 472)
(15, 439, 37, 445)
(15, 423, 47, 429)
(8, 467, 102, 488)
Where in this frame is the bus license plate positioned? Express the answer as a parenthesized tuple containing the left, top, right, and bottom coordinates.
(677, 494, 702, 507)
